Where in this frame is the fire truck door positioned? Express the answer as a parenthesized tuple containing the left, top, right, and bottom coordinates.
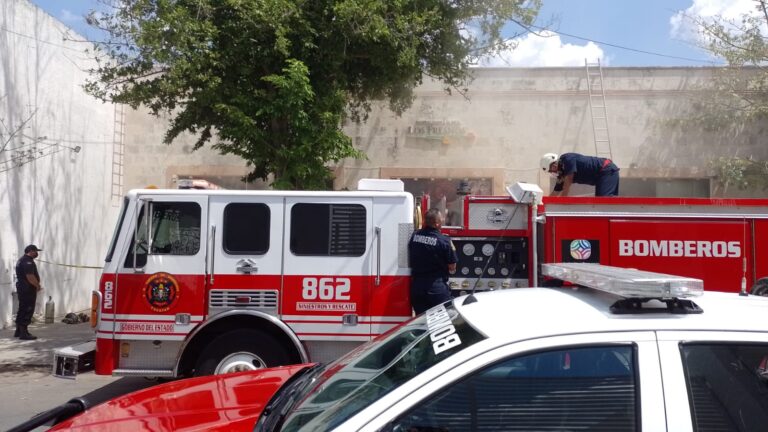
(282, 197, 373, 341)
(113, 195, 208, 340)
(208, 196, 284, 316)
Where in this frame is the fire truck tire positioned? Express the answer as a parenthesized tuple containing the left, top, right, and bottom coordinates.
(751, 278, 768, 296)
(194, 329, 291, 376)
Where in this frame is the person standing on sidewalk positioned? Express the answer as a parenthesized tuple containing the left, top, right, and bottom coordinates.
(15, 244, 43, 340)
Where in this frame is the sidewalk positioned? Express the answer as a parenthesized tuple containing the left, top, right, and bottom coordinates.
(0, 320, 96, 370)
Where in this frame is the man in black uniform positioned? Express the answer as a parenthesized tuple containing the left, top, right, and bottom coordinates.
(15, 244, 42, 340)
(540, 152, 620, 197)
(408, 209, 457, 315)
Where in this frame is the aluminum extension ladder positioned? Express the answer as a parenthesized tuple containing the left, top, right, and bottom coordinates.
(585, 59, 613, 160)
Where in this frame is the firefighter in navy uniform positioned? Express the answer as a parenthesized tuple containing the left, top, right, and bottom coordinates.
(15, 244, 43, 340)
(541, 152, 620, 197)
(408, 209, 458, 315)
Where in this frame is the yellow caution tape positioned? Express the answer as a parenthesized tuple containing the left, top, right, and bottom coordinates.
(37, 259, 102, 270)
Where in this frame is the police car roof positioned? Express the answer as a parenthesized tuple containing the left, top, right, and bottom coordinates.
(456, 288, 768, 342)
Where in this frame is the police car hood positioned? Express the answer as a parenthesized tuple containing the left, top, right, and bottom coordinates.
(50, 364, 310, 432)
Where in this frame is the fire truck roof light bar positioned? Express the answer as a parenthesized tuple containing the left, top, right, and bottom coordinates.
(541, 263, 704, 299)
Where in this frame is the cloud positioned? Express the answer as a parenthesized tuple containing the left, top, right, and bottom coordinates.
(670, 0, 761, 42)
(59, 9, 81, 23)
(479, 30, 605, 67)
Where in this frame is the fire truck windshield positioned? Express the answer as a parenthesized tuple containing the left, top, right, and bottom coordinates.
(270, 302, 486, 432)
(105, 197, 128, 262)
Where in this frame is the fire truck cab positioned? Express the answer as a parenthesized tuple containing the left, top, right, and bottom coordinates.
(82, 179, 414, 378)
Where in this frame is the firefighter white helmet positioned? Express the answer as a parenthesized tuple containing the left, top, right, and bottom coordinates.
(540, 153, 559, 172)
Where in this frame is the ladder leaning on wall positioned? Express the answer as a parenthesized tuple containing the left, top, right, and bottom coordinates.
(111, 103, 125, 206)
(585, 59, 613, 160)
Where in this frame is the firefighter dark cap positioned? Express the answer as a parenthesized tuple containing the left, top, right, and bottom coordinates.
(24, 244, 42, 253)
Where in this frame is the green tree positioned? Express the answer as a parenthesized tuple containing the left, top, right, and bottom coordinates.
(686, 0, 768, 190)
(86, 0, 540, 189)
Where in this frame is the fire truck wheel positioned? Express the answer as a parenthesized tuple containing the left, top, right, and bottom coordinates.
(751, 278, 768, 297)
(194, 329, 291, 376)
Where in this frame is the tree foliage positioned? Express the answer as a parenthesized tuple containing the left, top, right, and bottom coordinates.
(688, 0, 768, 190)
(86, 0, 541, 189)
(694, 0, 768, 120)
(709, 156, 768, 190)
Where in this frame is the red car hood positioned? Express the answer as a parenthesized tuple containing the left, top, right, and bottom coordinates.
(51, 364, 312, 432)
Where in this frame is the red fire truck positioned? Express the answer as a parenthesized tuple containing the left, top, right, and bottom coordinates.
(54, 180, 768, 378)
(441, 185, 768, 297)
(55, 179, 415, 378)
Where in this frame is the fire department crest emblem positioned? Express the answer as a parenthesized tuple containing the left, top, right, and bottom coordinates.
(143, 272, 179, 312)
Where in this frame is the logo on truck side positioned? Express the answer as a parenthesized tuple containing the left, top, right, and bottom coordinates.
(561, 239, 600, 263)
(570, 240, 592, 260)
(618, 240, 741, 258)
(297, 277, 354, 312)
(143, 272, 180, 312)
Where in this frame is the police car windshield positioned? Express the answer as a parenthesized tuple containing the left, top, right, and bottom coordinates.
(277, 303, 485, 432)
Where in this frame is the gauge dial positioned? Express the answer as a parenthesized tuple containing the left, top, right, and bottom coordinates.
(461, 267, 470, 275)
(500, 267, 509, 276)
(474, 267, 483, 275)
(487, 267, 496, 276)
(482, 243, 494, 256)
(462, 243, 476, 256)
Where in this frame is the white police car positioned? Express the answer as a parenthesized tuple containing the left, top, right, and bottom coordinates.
(262, 264, 768, 432)
(44, 264, 768, 432)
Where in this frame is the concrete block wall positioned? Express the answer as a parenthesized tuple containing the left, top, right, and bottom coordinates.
(120, 66, 768, 198)
(0, 0, 119, 327)
(338, 67, 768, 197)
(123, 108, 256, 190)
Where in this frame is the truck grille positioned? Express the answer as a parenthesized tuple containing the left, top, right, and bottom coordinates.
(209, 290, 278, 310)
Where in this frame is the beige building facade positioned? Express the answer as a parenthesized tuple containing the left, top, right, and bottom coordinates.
(124, 66, 767, 202)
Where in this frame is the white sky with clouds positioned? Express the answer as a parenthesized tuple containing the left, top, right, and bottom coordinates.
(670, 0, 760, 43)
(480, 31, 605, 67)
(29, 0, 764, 67)
(483, 0, 760, 67)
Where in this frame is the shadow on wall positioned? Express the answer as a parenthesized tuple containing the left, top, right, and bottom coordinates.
(632, 91, 768, 198)
(0, 259, 14, 328)
(0, 3, 114, 325)
(1, 1, 26, 327)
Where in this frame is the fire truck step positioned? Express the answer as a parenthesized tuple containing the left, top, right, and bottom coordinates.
(53, 341, 96, 379)
(112, 368, 175, 377)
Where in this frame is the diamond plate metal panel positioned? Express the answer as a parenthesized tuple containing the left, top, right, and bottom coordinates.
(305, 341, 364, 364)
(467, 203, 528, 230)
(399, 223, 414, 268)
(118, 340, 182, 369)
(449, 278, 529, 293)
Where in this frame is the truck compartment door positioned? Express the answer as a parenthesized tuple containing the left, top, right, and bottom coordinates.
(207, 196, 284, 316)
(282, 197, 373, 342)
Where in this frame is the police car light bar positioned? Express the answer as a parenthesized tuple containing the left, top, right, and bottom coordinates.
(541, 263, 704, 299)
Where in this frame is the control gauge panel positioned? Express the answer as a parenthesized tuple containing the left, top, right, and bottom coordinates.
(448, 237, 528, 293)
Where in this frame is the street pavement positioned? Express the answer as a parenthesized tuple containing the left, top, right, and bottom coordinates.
(0, 321, 156, 431)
